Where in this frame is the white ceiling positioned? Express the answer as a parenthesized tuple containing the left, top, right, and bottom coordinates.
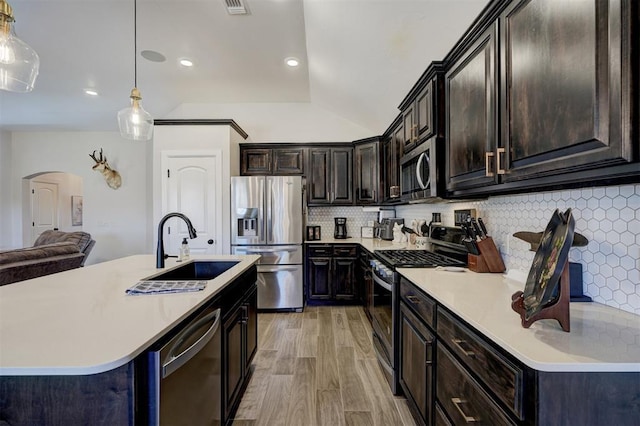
(0, 0, 488, 135)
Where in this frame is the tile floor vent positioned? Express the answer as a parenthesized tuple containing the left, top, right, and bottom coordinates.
(224, 0, 248, 15)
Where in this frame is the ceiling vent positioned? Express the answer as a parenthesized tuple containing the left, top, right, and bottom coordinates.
(224, 0, 248, 15)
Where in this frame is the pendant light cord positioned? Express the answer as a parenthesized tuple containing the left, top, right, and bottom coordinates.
(134, 0, 138, 88)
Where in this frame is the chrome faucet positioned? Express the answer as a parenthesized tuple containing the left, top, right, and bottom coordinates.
(156, 212, 197, 268)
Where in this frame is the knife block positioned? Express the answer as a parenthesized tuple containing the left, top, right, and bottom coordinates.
(467, 237, 506, 273)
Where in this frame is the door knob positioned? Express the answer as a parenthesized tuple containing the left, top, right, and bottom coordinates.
(207, 239, 214, 245)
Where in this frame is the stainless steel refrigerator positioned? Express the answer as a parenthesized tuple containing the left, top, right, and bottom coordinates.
(231, 176, 304, 311)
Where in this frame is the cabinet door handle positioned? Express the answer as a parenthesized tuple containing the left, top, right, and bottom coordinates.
(485, 151, 495, 177)
(451, 338, 476, 358)
(406, 295, 421, 304)
(451, 398, 478, 423)
(496, 147, 506, 175)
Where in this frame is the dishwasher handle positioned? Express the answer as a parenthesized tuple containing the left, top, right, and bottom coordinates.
(162, 308, 221, 378)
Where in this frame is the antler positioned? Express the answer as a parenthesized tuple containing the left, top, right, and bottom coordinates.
(89, 148, 108, 166)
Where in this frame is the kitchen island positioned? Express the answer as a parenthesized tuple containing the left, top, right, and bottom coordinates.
(0, 254, 260, 425)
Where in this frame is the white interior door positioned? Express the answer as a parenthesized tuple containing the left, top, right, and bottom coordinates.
(31, 181, 59, 244)
(163, 152, 223, 256)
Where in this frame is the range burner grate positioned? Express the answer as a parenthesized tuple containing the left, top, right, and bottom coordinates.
(374, 249, 466, 268)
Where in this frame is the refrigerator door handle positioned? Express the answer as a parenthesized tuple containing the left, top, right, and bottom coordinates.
(257, 266, 299, 273)
(259, 177, 265, 242)
(266, 178, 273, 244)
(244, 248, 297, 254)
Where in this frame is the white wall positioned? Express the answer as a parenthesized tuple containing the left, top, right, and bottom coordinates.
(7, 132, 150, 264)
(166, 103, 374, 142)
(0, 130, 13, 249)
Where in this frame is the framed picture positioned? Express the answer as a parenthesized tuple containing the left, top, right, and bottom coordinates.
(71, 196, 83, 226)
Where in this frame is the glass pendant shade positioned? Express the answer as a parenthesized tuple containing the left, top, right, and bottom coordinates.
(119, 0, 153, 141)
(117, 87, 153, 141)
(0, 0, 39, 93)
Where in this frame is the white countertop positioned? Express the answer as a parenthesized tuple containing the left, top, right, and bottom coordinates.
(398, 268, 640, 373)
(0, 254, 260, 376)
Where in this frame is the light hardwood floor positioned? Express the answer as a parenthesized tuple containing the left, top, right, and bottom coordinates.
(232, 306, 417, 426)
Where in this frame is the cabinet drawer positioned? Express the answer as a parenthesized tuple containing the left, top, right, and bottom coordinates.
(307, 245, 332, 256)
(434, 403, 452, 426)
(437, 309, 523, 420)
(333, 245, 357, 257)
(437, 345, 513, 426)
(400, 278, 435, 329)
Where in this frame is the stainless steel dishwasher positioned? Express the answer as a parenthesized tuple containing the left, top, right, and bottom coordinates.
(148, 305, 222, 425)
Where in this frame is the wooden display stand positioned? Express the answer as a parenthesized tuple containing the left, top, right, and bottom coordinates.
(468, 237, 506, 273)
(511, 260, 571, 332)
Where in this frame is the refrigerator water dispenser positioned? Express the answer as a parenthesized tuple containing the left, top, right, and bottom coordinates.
(236, 208, 259, 237)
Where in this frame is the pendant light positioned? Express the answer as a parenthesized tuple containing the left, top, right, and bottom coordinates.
(117, 0, 153, 141)
(0, 0, 39, 93)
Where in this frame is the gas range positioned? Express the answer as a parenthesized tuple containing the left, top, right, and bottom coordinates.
(374, 249, 466, 269)
(369, 225, 469, 397)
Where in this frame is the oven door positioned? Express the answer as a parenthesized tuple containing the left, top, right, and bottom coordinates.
(371, 270, 400, 394)
(372, 273, 393, 351)
(400, 138, 438, 202)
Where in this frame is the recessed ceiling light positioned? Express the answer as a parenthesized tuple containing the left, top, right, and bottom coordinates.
(141, 50, 166, 63)
(84, 89, 99, 96)
(285, 57, 300, 67)
(179, 58, 194, 67)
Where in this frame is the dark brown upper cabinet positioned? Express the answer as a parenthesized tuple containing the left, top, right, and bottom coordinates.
(446, 23, 499, 193)
(446, 0, 638, 197)
(381, 116, 403, 203)
(354, 137, 382, 205)
(240, 144, 305, 175)
(241, 147, 272, 175)
(307, 146, 354, 206)
(499, 0, 635, 183)
(400, 64, 444, 154)
(273, 148, 305, 175)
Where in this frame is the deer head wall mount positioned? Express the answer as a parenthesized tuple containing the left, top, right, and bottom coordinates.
(89, 148, 122, 190)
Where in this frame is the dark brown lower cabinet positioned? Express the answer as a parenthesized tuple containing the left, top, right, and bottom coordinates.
(400, 277, 640, 426)
(222, 285, 257, 423)
(223, 302, 245, 420)
(244, 286, 258, 371)
(333, 257, 357, 300)
(305, 244, 358, 304)
(399, 302, 435, 426)
(437, 344, 513, 425)
(434, 403, 452, 426)
(306, 256, 332, 300)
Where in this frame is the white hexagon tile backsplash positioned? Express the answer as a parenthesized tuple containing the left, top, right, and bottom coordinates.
(394, 183, 640, 315)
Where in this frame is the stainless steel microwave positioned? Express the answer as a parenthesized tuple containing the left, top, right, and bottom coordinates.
(400, 137, 441, 202)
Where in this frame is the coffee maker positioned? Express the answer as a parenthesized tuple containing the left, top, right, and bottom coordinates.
(334, 217, 348, 239)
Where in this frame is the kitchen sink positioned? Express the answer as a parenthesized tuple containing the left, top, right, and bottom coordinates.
(148, 261, 240, 281)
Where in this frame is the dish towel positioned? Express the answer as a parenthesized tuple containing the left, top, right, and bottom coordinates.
(126, 280, 207, 295)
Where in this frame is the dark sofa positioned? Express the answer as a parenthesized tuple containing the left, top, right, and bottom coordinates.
(0, 231, 95, 286)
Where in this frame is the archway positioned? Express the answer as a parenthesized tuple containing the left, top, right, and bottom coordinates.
(22, 172, 83, 246)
